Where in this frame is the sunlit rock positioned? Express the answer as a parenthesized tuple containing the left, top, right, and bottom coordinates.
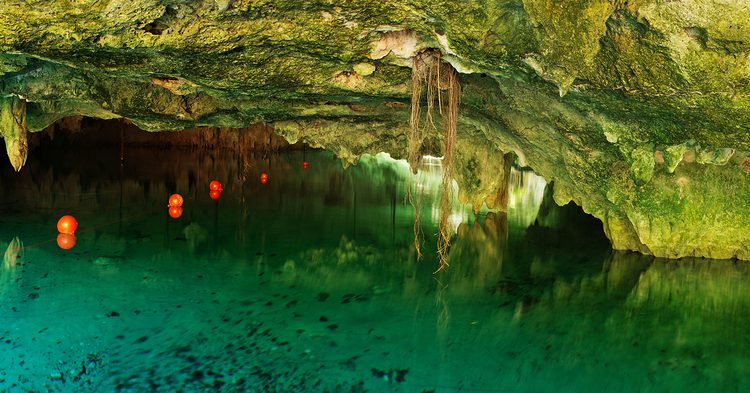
(353, 62, 376, 77)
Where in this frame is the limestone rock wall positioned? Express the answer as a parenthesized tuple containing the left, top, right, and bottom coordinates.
(1, 0, 749, 259)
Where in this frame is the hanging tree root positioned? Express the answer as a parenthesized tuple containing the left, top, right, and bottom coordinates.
(435, 64, 459, 274)
(407, 53, 425, 260)
(407, 49, 460, 270)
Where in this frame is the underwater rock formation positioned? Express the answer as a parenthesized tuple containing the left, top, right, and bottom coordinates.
(1, 1, 749, 259)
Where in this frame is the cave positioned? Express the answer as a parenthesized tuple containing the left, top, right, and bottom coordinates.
(1, 1, 750, 392)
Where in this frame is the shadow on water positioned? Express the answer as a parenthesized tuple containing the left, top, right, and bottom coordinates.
(0, 135, 748, 392)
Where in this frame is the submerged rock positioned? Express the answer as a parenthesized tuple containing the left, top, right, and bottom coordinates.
(93, 256, 123, 266)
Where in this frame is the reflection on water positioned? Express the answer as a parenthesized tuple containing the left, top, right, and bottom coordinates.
(0, 144, 748, 392)
(3, 237, 22, 269)
(508, 168, 546, 229)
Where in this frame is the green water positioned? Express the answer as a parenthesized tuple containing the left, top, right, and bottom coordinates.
(0, 146, 749, 392)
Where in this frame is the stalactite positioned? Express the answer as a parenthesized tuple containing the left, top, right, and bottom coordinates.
(495, 152, 516, 212)
(0, 96, 28, 171)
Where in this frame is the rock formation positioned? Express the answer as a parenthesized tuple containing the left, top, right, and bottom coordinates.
(1, 1, 749, 259)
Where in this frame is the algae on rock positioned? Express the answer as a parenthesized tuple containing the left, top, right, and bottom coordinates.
(0, 96, 27, 172)
(1, 0, 750, 260)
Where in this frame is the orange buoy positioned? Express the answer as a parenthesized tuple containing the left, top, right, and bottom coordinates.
(209, 189, 222, 200)
(168, 194, 184, 207)
(168, 206, 183, 219)
(260, 173, 269, 184)
(57, 233, 76, 250)
(209, 180, 223, 191)
(302, 161, 309, 169)
(57, 215, 78, 235)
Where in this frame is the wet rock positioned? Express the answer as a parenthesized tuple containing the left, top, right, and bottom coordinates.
(0, 96, 27, 172)
(353, 62, 376, 76)
(2, 1, 750, 260)
(696, 147, 735, 165)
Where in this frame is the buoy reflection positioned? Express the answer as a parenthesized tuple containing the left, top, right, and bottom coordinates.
(169, 206, 183, 219)
(57, 233, 76, 250)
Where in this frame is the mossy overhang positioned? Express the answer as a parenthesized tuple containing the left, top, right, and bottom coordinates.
(1, 0, 750, 260)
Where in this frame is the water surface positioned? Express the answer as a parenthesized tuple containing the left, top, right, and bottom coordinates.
(0, 144, 748, 392)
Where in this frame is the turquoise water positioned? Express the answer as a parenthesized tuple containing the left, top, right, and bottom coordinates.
(1, 146, 749, 392)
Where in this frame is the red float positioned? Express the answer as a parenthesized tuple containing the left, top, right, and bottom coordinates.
(57, 233, 76, 250)
(260, 173, 269, 184)
(57, 215, 78, 235)
(302, 161, 309, 169)
(209, 180, 223, 191)
(168, 206, 183, 219)
(210, 189, 222, 200)
(168, 194, 184, 207)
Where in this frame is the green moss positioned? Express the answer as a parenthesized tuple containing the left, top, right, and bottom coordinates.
(626, 145, 656, 186)
(0, 95, 27, 171)
(696, 147, 735, 166)
(628, 162, 750, 259)
(663, 143, 687, 174)
(0, 54, 26, 75)
(1, 0, 750, 259)
(522, 0, 614, 92)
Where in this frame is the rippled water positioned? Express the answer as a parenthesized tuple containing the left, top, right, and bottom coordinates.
(0, 143, 749, 392)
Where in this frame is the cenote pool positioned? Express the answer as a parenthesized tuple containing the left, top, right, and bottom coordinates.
(1, 143, 749, 392)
